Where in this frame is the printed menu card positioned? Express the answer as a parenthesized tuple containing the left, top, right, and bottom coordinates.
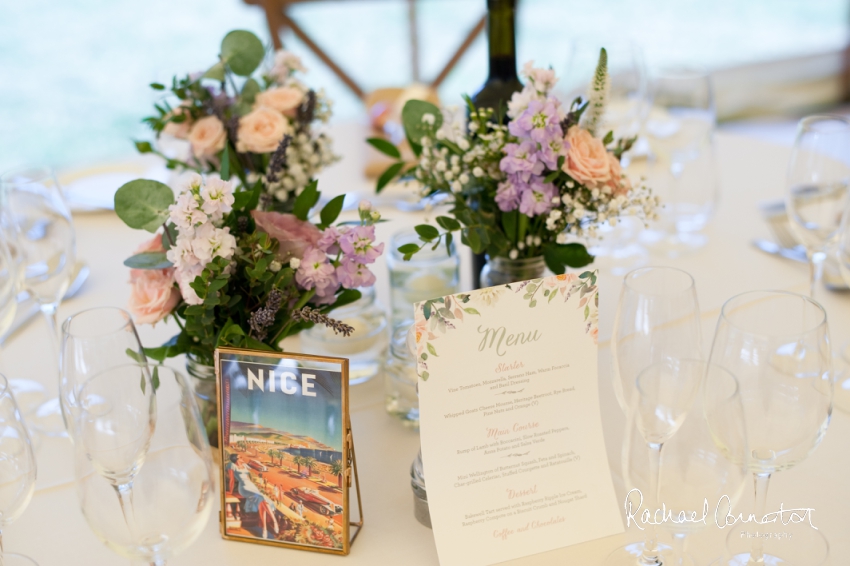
(415, 271, 622, 566)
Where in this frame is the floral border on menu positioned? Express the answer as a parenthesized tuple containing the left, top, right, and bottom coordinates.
(414, 270, 598, 381)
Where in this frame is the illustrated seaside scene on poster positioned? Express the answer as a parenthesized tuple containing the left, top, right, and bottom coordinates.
(219, 356, 346, 550)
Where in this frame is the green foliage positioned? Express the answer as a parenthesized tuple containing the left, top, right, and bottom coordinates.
(376, 162, 405, 193)
(293, 180, 320, 220)
(542, 243, 595, 275)
(123, 252, 173, 270)
(319, 195, 345, 228)
(220, 30, 265, 77)
(366, 137, 401, 159)
(114, 179, 174, 233)
(414, 224, 439, 241)
(401, 100, 442, 156)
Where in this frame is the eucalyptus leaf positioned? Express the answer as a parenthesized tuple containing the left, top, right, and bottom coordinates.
(241, 78, 260, 104)
(123, 251, 173, 270)
(221, 30, 265, 76)
(202, 62, 226, 82)
(401, 100, 442, 150)
(114, 179, 174, 233)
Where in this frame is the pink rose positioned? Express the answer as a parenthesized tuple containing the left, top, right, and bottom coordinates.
(255, 87, 303, 117)
(251, 211, 322, 261)
(188, 115, 227, 158)
(561, 126, 611, 187)
(128, 235, 180, 325)
(236, 107, 292, 154)
(606, 153, 632, 196)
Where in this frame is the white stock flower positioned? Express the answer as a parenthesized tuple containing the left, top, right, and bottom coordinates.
(176, 264, 204, 306)
(199, 177, 235, 220)
(190, 223, 237, 263)
(169, 191, 207, 232)
(166, 236, 201, 270)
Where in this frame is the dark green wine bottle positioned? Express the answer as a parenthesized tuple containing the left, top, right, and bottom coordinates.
(470, 0, 522, 289)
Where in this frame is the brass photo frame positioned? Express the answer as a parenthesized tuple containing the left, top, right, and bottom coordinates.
(214, 347, 363, 555)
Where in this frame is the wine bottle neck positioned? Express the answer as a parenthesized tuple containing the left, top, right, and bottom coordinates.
(487, 0, 518, 81)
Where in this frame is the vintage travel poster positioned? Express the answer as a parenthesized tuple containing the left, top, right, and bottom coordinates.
(216, 349, 358, 554)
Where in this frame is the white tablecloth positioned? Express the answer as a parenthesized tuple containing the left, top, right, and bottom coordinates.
(3, 126, 849, 565)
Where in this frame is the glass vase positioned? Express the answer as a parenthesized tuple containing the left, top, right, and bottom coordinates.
(300, 286, 389, 385)
(384, 322, 420, 427)
(479, 255, 547, 287)
(186, 353, 219, 449)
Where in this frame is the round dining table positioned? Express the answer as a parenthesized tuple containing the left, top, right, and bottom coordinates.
(3, 124, 848, 565)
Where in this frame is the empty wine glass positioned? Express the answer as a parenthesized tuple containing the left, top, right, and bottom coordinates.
(641, 67, 717, 257)
(839, 201, 850, 286)
(74, 366, 214, 565)
(0, 373, 38, 565)
(0, 229, 18, 338)
(59, 307, 149, 440)
(611, 266, 703, 415)
(705, 290, 832, 565)
(605, 359, 704, 566)
(786, 115, 850, 299)
(1, 166, 76, 436)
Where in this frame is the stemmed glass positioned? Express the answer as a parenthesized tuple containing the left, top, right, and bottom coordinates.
(611, 266, 703, 414)
(1, 166, 76, 435)
(606, 359, 703, 566)
(705, 291, 833, 565)
(641, 68, 716, 257)
(608, 267, 703, 565)
(59, 307, 148, 438)
(74, 366, 213, 565)
(786, 115, 850, 299)
(0, 373, 38, 565)
(624, 364, 748, 566)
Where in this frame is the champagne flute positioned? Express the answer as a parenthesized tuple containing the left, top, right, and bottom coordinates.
(624, 364, 747, 566)
(74, 366, 214, 565)
(605, 359, 703, 566)
(0, 373, 38, 565)
(705, 290, 832, 565)
(1, 166, 76, 435)
(786, 115, 850, 299)
(59, 307, 149, 439)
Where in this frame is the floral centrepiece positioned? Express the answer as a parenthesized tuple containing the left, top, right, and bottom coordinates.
(371, 50, 659, 275)
(137, 30, 337, 212)
(116, 171, 383, 367)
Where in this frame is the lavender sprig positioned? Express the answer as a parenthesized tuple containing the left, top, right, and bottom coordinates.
(296, 90, 316, 132)
(291, 306, 354, 337)
(266, 135, 291, 184)
(248, 289, 284, 340)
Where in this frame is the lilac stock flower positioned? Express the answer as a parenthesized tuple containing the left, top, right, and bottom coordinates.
(519, 178, 558, 216)
(500, 140, 544, 177)
(295, 246, 339, 297)
(317, 226, 344, 255)
(495, 178, 521, 212)
(538, 135, 568, 170)
(508, 99, 562, 145)
(339, 225, 384, 264)
(337, 257, 377, 288)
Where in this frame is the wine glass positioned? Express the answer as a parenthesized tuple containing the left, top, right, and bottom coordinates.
(705, 290, 832, 565)
(1, 166, 76, 435)
(786, 115, 850, 299)
(611, 266, 703, 415)
(605, 359, 704, 566)
(74, 366, 214, 565)
(59, 307, 149, 440)
(0, 228, 18, 338)
(0, 373, 38, 565)
(640, 67, 717, 257)
(839, 202, 850, 286)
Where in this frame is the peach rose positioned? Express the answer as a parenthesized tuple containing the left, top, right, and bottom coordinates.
(128, 235, 180, 325)
(606, 153, 632, 196)
(188, 116, 227, 158)
(162, 106, 192, 139)
(236, 107, 292, 154)
(562, 126, 611, 186)
(255, 87, 303, 117)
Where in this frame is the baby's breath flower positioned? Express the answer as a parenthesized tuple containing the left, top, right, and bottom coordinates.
(290, 257, 301, 269)
(509, 249, 518, 260)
